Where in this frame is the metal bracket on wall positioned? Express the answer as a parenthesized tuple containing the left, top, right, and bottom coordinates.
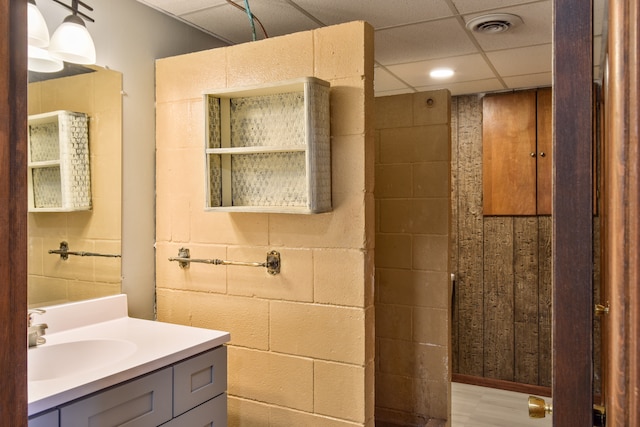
(168, 247, 281, 275)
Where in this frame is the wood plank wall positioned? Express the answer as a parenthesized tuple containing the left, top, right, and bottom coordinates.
(451, 94, 601, 390)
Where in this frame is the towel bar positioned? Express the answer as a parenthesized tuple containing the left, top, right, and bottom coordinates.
(169, 247, 281, 275)
(48, 241, 121, 260)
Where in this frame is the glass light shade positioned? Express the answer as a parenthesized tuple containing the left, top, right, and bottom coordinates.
(27, 1, 50, 48)
(28, 46, 64, 73)
(49, 15, 96, 65)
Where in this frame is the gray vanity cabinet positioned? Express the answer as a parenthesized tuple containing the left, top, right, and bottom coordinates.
(28, 409, 59, 427)
(173, 344, 227, 417)
(60, 368, 173, 426)
(29, 346, 227, 427)
(160, 394, 226, 426)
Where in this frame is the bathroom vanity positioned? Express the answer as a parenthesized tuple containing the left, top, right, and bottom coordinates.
(27, 295, 230, 426)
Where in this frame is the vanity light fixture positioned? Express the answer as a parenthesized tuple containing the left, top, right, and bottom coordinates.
(49, 0, 96, 65)
(28, 45, 64, 73)
(27, 0, 50, 48)
(430, 68, 454, 79)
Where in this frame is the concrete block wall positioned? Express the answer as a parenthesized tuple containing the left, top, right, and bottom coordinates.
(374, 90, 452, 426)
(155, 21, 375, 426)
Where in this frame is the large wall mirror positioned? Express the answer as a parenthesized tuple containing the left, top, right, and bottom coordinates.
(27, 65, 122, 308)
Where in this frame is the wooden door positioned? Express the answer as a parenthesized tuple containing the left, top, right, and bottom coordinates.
(552, 0, 594, 426)
(602, 0, 640, 424)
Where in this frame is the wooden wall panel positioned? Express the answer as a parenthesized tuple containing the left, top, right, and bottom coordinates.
(514, 217, 540, 384)
(452, 94, 554, 388)
(454, 96, 485, 377)
(452, 90, 602, 392)
(538, 216, 553, 387)
(483, 217, 515, 380)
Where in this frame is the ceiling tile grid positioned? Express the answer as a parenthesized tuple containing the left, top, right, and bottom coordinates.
(374, 18, 478, 65)
(291, 0, 455, 28)
(384, 54, 497, 88)
(136, 0, 603, 97)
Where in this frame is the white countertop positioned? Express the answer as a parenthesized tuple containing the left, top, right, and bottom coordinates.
(28, 295, 230, 416)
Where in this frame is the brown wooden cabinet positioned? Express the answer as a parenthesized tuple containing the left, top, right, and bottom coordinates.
(536, 88, 552, 214)
(482, 88, 552, 215)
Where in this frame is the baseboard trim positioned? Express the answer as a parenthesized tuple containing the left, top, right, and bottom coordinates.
(452, 373, 552, 397)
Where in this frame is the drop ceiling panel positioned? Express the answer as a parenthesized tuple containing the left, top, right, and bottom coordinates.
(450, 0, 540, 14)
(290, 0, 454, 28)
(386, 54, 496, 87)
(137, 0, 227, 16)
(374, 66, 411, 93)
(183, 0, 320, 44)
(416, 78, 504, 96)
(502, 72, 552, 89)
(375, 18, 477, 65)
(486, 43, 552, 76)
(464, 1, 552, 51)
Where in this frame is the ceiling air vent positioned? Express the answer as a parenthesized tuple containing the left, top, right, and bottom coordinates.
(466, 13, 523, 34)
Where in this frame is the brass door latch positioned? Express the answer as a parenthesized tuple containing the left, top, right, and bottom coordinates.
(528, 396, 552, 418)
(528, 396, 606, 426)
(595, 302, 610, 316)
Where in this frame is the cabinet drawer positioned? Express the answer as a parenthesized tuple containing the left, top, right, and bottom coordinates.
(161, 394, 227, 427)
(173, 346, 227, 416)
(29, 409, 59, 427)
(60, 367, 172, 427)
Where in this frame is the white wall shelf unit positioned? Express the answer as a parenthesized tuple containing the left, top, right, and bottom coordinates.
(27, 110, 91, 212)
(204, 77, 331, 214)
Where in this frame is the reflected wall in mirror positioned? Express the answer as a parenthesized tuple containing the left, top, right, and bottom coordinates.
(27, 65, 122, 308)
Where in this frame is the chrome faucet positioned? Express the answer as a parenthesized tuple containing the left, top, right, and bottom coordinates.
(27, 308, 48, 348)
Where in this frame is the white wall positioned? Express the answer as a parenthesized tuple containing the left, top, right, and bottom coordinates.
(36, 0, 228, 318)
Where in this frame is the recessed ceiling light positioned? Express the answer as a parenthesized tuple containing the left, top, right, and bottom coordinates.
(430, 68, 454, 79)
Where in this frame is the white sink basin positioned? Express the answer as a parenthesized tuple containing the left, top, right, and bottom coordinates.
(28, 295, 230, 417)
(28, 339, 137, 382)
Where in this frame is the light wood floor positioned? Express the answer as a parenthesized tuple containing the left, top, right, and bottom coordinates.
(451, 382, 552, 427)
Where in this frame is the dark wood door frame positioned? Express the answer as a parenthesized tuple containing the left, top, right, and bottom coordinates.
(552, 0, 594, 426)
(0, 0, 28, 426)
(604, 0, 640, 425)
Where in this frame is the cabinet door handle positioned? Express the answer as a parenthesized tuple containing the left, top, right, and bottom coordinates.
(530, 152, 536, 157)
(539, 152, 546, 157)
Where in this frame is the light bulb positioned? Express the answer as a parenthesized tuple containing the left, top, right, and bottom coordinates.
(49, 14, 96, 65)
(27, 0, 50, 48)
(28, 46, 64, 73)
